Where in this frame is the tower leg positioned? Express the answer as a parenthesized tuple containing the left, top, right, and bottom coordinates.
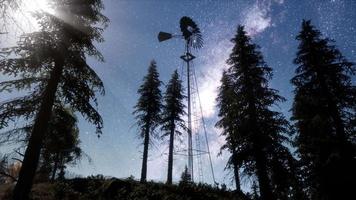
(181, 43, 195, 182)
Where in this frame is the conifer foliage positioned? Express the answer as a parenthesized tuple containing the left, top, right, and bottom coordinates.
(0, 0, 108, 198)
(0, 106, 82, 183)
(38, 107, 82, 182)
(291, 20, 356, 199)
(161, 70, 186, 184)
(216, 26, 298, 200)
(216, 70, 242, 192)
(179, 166, 192, 186)
(133, 60, 162, 183)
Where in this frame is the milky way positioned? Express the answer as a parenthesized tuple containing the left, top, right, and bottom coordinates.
(0, 0, 355, 190)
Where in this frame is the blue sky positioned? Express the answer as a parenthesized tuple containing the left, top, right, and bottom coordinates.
(1, 0, 356, 191)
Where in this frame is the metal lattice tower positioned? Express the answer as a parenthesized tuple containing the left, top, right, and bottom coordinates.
(191, 64, 204, 182)
(157, 16, 215, 184)
(180, 46, 195, 180)
(181, 49, 215, 184)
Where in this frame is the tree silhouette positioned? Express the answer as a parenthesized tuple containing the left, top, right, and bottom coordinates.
(291, 20, 356, 199)
(0, 106, 82, 183)
(38, 107, 82, 182)
(161, 70, 185, 185)
(133, 60, 162, 183)
(217, 26, 297, 200)
(0, 0, 108, 198)
(216, 70, 242, 192)
(179, 165, 192, 186)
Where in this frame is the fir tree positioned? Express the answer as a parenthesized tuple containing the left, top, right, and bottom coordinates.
(0, 0, 108, 198)
(291, 20, 356, 199)
(179, 165, 192, 186)
(217, 26, 297, 200)
(133, 60, 162, 182)
(216, 70, 243, 192)
(39, 107, 82, 182)
(9, 106, 83, 183)
(161, 70, 185, 185)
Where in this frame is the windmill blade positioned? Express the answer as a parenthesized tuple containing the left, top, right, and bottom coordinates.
(180, 16, 203, 49)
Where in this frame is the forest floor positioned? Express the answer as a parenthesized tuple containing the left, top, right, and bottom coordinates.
(0, 176, 249, 200)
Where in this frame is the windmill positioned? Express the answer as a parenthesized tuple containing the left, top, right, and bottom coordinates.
(158, 16, 215, 183)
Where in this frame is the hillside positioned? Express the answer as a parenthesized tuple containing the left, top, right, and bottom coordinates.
(0, 176, 250, 200)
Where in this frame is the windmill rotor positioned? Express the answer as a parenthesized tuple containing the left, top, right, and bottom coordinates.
(180, 16, 203, 49)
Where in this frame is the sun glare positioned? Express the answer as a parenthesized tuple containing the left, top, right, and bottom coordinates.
(12, 0, 56, 31)
(23, 0, 54, 15)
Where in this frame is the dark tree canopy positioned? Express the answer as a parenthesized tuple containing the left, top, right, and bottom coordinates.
(179, 165, 192, 186)
(161, 70, 186, 184)
(38, 107, 82, 182)
(133, 60, 162, 182)
(161, 70, 186, 136)
(0, 0, 108, 198)
(0, 0, 108, 134)
(216, 70, 243, 192)
(133, 60, 163, 138)
(217, 26, 300, 200)
(291, 20, 356, 200)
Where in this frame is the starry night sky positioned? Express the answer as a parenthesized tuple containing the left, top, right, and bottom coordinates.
(1, 0, 356, 190)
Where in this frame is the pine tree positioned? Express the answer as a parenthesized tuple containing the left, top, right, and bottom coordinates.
(217, 26, 297, 200)
(291, 20, 356, 199)
(216, 70, 243, 192)
(133, 60, 162, 182)
(161, 70, 185, 185)
(38, 107, 82, 182)
(0, 1, 108, 198)
(179, 165, 192, 186)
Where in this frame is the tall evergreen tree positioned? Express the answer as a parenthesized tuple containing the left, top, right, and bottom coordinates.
(179, 165, 192, 186)
(291, 20, 356, 199)
(0, 106, 82, 182)
(38, 107, 82, 182)
(216, 70, 243, 192)
(161, 70, 185, 185)
(133, 60, 162, 183)
(0, 0, 108, 198)
(217, 26, 298, 200)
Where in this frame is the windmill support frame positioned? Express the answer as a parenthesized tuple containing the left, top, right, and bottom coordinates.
(181, 42, 195, 181)
(157, 16, 216, 184)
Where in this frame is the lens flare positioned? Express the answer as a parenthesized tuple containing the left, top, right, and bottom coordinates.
(23, 0, 54, 15)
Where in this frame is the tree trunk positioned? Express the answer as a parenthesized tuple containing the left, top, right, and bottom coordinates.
(140, 124, 150, 183)
(13, 59, 63, 200)
(255, 148, 273, 200)
(51, 155, 59, 182)
(246, 89, 273, 200)
(57, 155, 65, 180)
(232, 151, 241, 192)
(166, 122, 175, 184)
